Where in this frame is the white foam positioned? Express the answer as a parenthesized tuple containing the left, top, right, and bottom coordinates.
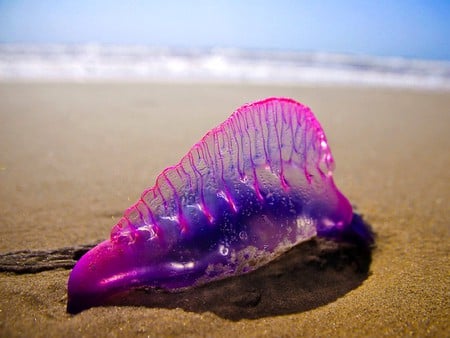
(1, 44, 449, 90)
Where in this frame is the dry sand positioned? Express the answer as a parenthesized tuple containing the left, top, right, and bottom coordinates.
(0, 83, 448, 337)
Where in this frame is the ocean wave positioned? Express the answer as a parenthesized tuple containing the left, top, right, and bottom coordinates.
(1, 44, 449, 90)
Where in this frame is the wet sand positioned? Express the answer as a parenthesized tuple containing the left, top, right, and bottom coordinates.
(0, 83, 449, 336)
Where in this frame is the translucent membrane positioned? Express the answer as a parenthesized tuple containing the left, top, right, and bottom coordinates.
(67, 98, 353, 313)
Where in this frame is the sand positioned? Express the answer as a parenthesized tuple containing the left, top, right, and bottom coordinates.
(0, 82, 448, 337)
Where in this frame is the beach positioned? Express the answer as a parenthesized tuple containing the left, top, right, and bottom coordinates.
(0, 82, 448, 336)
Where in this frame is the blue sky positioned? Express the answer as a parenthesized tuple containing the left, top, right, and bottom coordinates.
(0, 0, 449, 60)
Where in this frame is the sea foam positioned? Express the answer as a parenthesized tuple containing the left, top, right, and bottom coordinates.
(1, 44, 449, 90)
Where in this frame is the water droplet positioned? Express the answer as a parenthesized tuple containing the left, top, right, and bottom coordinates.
(219, 244, 229, 256)
(239, 231, 248, 241)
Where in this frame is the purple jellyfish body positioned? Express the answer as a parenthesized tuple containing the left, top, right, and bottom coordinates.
(67, 98, 354, 313)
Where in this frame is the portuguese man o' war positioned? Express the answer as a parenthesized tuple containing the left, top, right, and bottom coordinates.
(67, 97, 358, 313)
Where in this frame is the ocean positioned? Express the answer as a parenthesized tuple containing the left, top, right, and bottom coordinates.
(1, 44, 449, 90)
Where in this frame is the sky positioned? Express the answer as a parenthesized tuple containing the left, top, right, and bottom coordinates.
(0, 0, 449, 60)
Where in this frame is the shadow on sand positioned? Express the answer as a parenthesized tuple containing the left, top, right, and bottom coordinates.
(102, 213, 374, 321)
